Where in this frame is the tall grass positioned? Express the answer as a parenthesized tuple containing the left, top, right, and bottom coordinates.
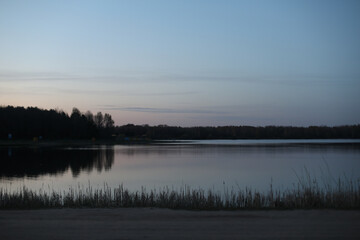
(1, 176, 359, 210)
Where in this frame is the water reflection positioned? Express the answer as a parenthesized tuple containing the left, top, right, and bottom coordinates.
(0, 141, 359, 193)
(0, 147, 114, 179)
(110, 143, 360, 192)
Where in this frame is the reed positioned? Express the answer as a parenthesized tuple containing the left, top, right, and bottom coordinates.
(1, 177, 359, 210)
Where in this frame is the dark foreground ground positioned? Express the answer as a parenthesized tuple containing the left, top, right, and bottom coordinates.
(0, 208, 359, 240)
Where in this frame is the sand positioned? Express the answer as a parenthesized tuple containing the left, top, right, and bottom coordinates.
(0, 208, 359, 239)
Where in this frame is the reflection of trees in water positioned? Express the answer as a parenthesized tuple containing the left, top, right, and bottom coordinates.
(115, 147, 184, 156)
(0, 147, 114, 178)
(70, 148, 114, 177)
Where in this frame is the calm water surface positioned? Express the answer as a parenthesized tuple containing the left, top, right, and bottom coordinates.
(1, 139, 360, 193)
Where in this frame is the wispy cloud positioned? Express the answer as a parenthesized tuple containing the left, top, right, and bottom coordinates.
(51, 88, 197, 97)
(1, 70, 357, 86)
(0, 71, 83, 82)
(0, 70, 130, 83)
(99, 105, 226, 115)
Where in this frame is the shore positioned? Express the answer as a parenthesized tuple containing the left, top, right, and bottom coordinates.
(0, 139, 131, 147)
(0, 209, 359, 239)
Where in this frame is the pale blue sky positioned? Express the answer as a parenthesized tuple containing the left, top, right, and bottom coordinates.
(1, 0, 359, 126)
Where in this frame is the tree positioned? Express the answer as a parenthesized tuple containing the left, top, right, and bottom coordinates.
(71, 107, 81, 119)
(104, 113, 114, 129)
(94, 112, 104, 128)
(84, 110, 94, 123)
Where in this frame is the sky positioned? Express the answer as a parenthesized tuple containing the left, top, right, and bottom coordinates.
(1, 0, 359, 127)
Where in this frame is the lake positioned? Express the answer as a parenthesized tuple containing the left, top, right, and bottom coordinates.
(1, 139, 360, 193)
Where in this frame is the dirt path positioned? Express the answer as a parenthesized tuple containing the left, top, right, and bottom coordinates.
(0, 208, 359, 239)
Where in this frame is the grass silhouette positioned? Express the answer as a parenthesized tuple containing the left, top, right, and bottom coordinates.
(1, 175, 359, 210)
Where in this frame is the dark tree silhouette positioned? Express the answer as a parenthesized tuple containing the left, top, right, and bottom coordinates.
(94, 112, 104, 128)
(0, 106, 114, 140)
(1, 105, 359, 140)
(104, 113, 114, 129)
(114, 124, 360, 140)
(85, 110, 94, 123)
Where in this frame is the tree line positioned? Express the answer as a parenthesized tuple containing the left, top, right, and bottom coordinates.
(0, 106, 114, 140)
(1, 105, 359, 140)
(115, 124, 360, 140)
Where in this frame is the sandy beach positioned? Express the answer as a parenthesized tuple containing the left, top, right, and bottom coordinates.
(0, 208, 359, 239)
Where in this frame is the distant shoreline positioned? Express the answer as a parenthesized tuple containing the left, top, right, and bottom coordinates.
(2, 105, 360, 140)
(0, 139, 153, 147)
(1, 138, 360, 147)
